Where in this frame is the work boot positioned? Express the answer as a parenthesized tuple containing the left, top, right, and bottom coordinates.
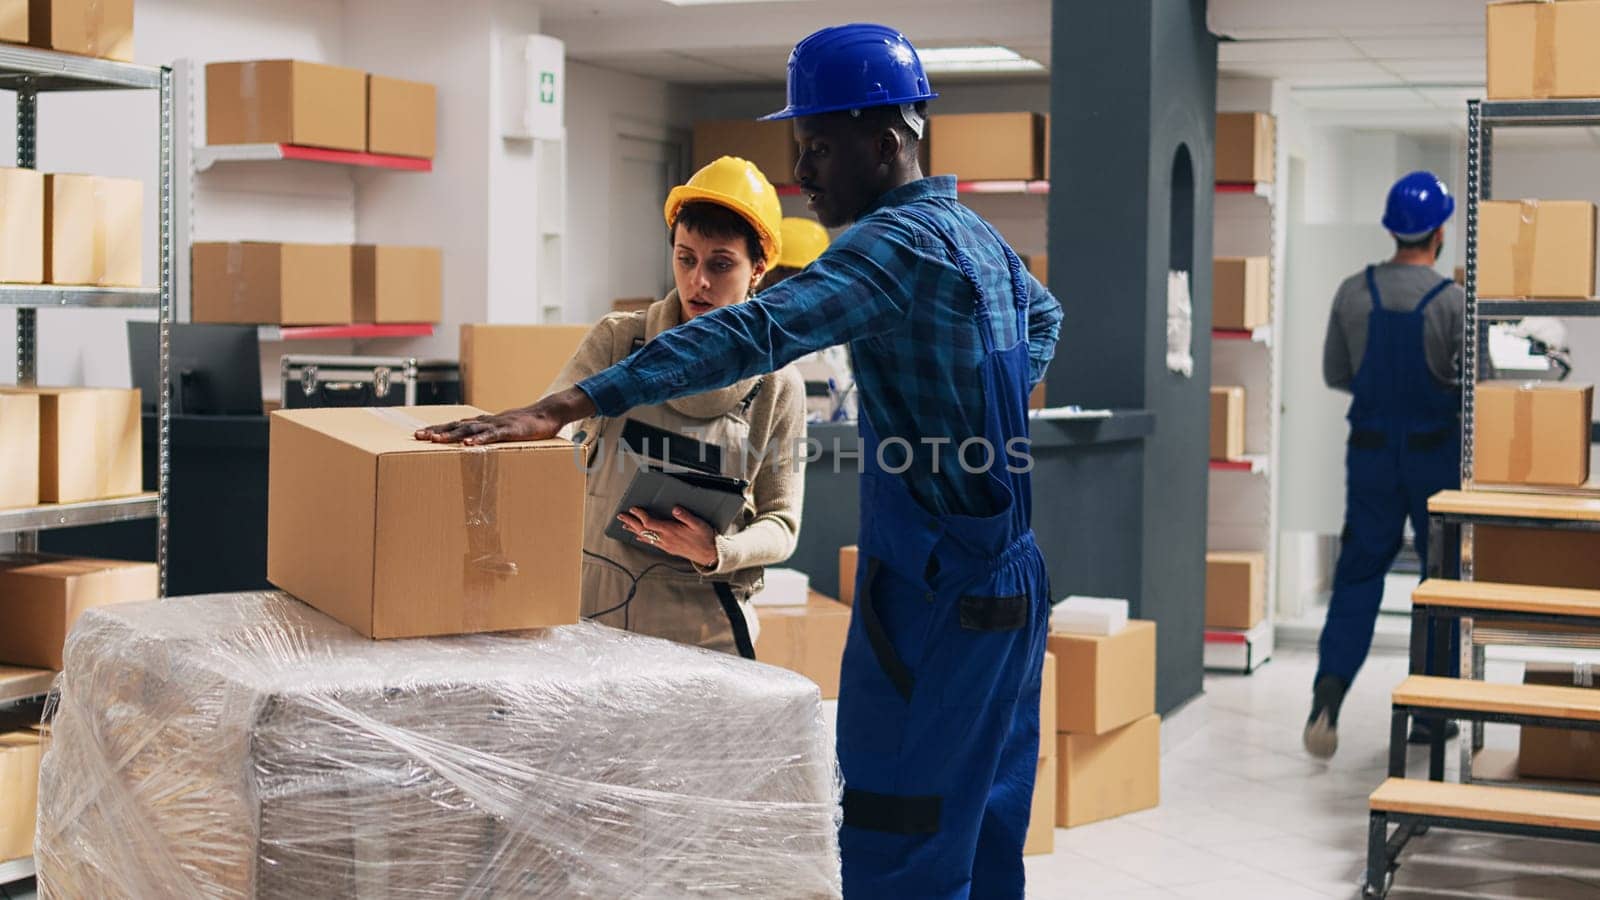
(1407, 718, 1461, 745)
(1303, 675, 1347, 759)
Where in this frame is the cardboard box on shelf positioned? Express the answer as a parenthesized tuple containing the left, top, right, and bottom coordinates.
(95, 175, 141, 287)
(838, 545, 857, 607)
(1056, 714, 1160, 828)
(752, 592, 851, 699)
(0, 392, 39, 510)
(1213, 257, 1270, 330)
(1206, 551, 1266, 631)
(206, 60, 367, 153)
(192, 242, 353, 326)
(1047, 619, 1156, 735)
(44, 173, 94, 285)
(268, 406, 584, 639)
(692, 120, 798, 186)
(1478, 200, 1597, 299)
(1023, 753, 1056, 856)
(1210, 386, 1245, 461)
(1216, 112, 1274, 184)
(0, 386, 140, 504)
(0, 708, 41, 863)
(1040, 650, 1057, 743)
(29, 0, 132, 61)
(0, 1, 24, 43)
(929, 112, 1046, 181)
(353, 245, 442, 324)
(1488, 0, 1600, 100)
(0, 555, 157, 669)
(0, 167, 42, 284)
(459, 324, 591, 414)
(367, 75, 436, 159)
(1472, 381, 1593, 487)
(1476, 525, 1600, 591)
(1518, 663, 1600, 783)
(1027, 254, 1048, 283)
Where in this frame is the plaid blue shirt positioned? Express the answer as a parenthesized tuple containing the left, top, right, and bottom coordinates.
(579, 176, 1064, 517)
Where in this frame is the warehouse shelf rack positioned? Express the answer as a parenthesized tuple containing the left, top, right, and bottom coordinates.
(0, 48, 171, 890)
(256, 323, 436, 342)
(775, 179, 1272, 198)
(194, 143, 433, 173)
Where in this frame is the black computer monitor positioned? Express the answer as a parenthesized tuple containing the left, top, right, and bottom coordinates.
(127, 322, 263, 415)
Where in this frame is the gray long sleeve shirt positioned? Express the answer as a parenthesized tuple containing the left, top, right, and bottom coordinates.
(1323, 261, 1464, 393)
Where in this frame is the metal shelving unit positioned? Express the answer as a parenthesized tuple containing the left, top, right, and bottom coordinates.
(1, 49, 171, 889)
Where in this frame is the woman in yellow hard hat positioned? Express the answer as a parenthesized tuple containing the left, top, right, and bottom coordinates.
(544, 156, 807, 658)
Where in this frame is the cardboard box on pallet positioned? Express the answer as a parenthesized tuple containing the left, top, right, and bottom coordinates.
(354, 245, 442, 324)
(0, 386, 140, 504)
(1472, 381, 1593, 487)
(1519, 663, 1600, 783)
(0, 392, 39, 510)
(752, 592, 851, 699)
(459, 324, 591, 414)
(1210, 386, 1245, 461)
(929, 112, 1046, 182)
(1047, 620, 1156, 735)
(0, 167, 42, 284)
(0, 555, 157, 669)
(1478, 200, 1597, 299)
(1213, 257, 1270, 330)
(0, 706, 41, 863)
(1215, 113, 1274, 184)
(1488, 0, 1600, 100)
(192, 242, 353, 325)
(1056, 714, 1160, 828)
(367, 75, 436, 159)
(29, 0, 132, 61)
(1206, 551, 1266, 630)
(267, 406, 584, 639)
(207, 60, 367, 152)
(692, 120, 797, 186)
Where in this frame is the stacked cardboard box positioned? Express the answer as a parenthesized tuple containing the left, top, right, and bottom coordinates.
(1519, 663, 1600, 782)
(1477, 200, 1596, 299)
(1488, 1, 1600, 100)
(1048, 619, 1160, 827)
(837, 545, 858, 607)
(268, 406, 585, 639)
(1216, 113, 1275, 184)
(1206, 551, 1266, 630)
(0, 167, 42, 284)
(0, 554, 157, 668)
(29, 0, 133, 61)
(207, 61, 439, 160)
(753, 591, 851, 699)
(930, 113, 1047, 182)
(192, 242, 353, 325)
(1473, 381, 1593, 487)
(354, 245, 442, 324)
(1213, 257, 1270, 330)
(0, 386, 141, 504)
(45, 173, 141, 287)
(692, 120, 798, 186)
(0, 703, 42, 865)
(0, 392, 39, 510)
(1024, 651, 1058, 855)
(367, 75, 436, 159)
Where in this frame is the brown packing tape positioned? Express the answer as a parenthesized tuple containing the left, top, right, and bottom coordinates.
(226, 243, 245, 309)
(1513, 200, 1538, 299)
(1510, 383, 1535, 484)
(1534, 0, 1557, 99)
(460, 446, 517, 633)
(240, 61, 259, 140)
(85, 0, 101, 57)
(91, 183, 105, 284)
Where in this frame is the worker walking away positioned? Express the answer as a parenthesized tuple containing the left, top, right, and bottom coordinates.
(1305, 171, 1464, 758)
(547, 156, 808, 658)
(418, 23, 1064, 898)
(764, 216, 856, 422)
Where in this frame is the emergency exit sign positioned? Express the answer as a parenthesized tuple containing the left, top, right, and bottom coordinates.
(540, 72, 555, 104)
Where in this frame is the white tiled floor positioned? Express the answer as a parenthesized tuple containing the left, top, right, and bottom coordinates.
(1024, 647, 1600, 899)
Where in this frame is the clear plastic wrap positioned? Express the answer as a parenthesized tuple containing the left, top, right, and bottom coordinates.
(37, 591, 842, 899)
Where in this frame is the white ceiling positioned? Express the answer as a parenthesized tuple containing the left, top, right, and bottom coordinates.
(542, 0, 1492, 135)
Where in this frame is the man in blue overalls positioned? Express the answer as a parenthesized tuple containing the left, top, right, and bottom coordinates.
(418, 23, 1064, 898)
(1305, 171, 1464, 758)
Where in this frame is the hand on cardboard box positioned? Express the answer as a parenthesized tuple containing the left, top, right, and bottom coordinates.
(414, 388, 596, 446)
(617, 506, 719, 568)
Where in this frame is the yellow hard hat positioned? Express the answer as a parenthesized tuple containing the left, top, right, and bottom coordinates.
(664, 156, 784, 264)
(777, 217, 830, 269)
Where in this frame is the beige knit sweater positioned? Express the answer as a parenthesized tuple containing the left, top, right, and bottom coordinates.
(546, 294, 808, 576)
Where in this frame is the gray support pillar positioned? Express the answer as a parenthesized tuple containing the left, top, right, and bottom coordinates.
(1046, 0, 1217, 712)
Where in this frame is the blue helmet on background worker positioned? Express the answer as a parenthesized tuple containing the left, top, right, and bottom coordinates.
(760, 23, 938, 121)
(1382, 171, 1455, 241)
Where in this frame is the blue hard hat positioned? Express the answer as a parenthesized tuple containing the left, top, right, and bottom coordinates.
(761, 24, 939, 121)
(1382, 171, 1455, 240)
